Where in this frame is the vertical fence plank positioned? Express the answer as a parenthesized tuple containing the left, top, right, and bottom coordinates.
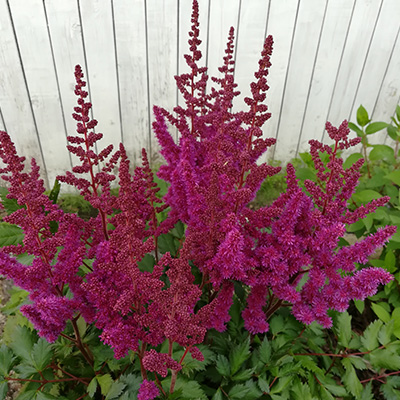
(261, 0, 298, 162)
(44, 0, 85, 174)
(296, 0, 355, 154)
(233, 0, 270, 111)
(0, 0, 44, 174)
(113, 0, 149, 166)
(273, 0, 327, 162)
(79, 0, 122, 157)
(326, 0, 383, 128)
(206, 0, 241, 82)
(146, 0, 178, 162)
(349, 0, 400, 147)
(8, 0, 72, 186)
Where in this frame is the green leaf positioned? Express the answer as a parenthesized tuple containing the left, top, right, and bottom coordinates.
(348, 122, 364, 137)
(352, 189, 382, 204)
(232, 368, 254, 381)
(392, 308, 400, 339)
(0, 187, 24, 214)
(228, 384, 250, 399)
(356, 105, 370, 127)
(229, 338, 250, 375)
(378, 320, 394, 346)
(371, 302, 391, 323)
(0, 222, 24, 247)
(216, 354, 230, 377)
(365, 121, 388, 135)
(48, 179, 61, 204)
(362, 320, 383, 351)
(385, 170, 400, 186)
(157, 233, 178, 256)
(354, 299, 365, 314)
(97, 374, 113, 396)
(360, 381, 374, 400)
(10, 325, 35, 363)
(336, 311, 352, 347)
(31, 338, 53, 371)
(369, 145, 395, 162)
(0, 344, 14, 375)
(87, 377, 98, 398)
(290, 380, 313, 400)
(270, 376, 292, 394)
(387, 125, 399, 141)
(118, 374, 141, 400)
(258, 377, 270, 393)
(105, 381, 126, 400)
(211, 388, 224, 400)
(343, 152, 364, 169)
(258, 337, 271, 364)
(349, 356, 367, 370)
(397, 105, 400, 123)
(0, 381, 8, 400)
(342, 358, 363, 398)
(370, 348, 400, 370)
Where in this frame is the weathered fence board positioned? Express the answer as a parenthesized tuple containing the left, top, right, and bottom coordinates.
(0, 0, 399, 187)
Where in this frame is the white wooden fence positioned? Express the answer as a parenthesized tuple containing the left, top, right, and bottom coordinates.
(0, 0, 399, 188)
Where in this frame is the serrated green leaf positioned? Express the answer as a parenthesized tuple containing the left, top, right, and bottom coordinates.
(87, 377, 98, 398)
(258, 337, 271, 364)
(342, 358, 363, 398)
(0, 222, 24, 246)
(137, 253, 155, 273)
(336, 311, 352, 347)
(354, 299, 365, 314)
(356, 105, 370, 127)
(370, 348, 400, 370)
(371, 302, 391, 323)
(232, 368, 254, 381)
(348, 356, 367, 370)
(0, 381, 8, 400)
(324, 383, 348, 397)
(10, 325, 36, 363)
(348, 122, 364, 137)
(258, 377, 270, 393)
(297, 356, 324, 375)
(228, 384, 250, 399)
(0, 187, 24, 215)
(378, 320, 395, 345)
(105, 381, 126, 400)
(361, 319, 383, 351)
(270, 376, 292, 394)
(290, 380, 313, 400)
(392, 308, 400, 339)
(360, 381, 374, 400)
(365, 121, 388, 135)
(97, 374, 113, 396)
(118, 374, 141, 400)
(15, 390, 39, 400)
(0, 344, 14, 376)
(31, 338, 53, 371)
(230, 338, 250, 375)
(211, 388, 223, 400)
(216, 355, 230, 377)
(319, 385, 335, 400)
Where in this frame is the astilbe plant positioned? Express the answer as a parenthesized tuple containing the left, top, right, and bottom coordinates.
(0, 1, 396, 398)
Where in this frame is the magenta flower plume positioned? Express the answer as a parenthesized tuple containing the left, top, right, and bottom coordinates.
(138, 380, 159, 400)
